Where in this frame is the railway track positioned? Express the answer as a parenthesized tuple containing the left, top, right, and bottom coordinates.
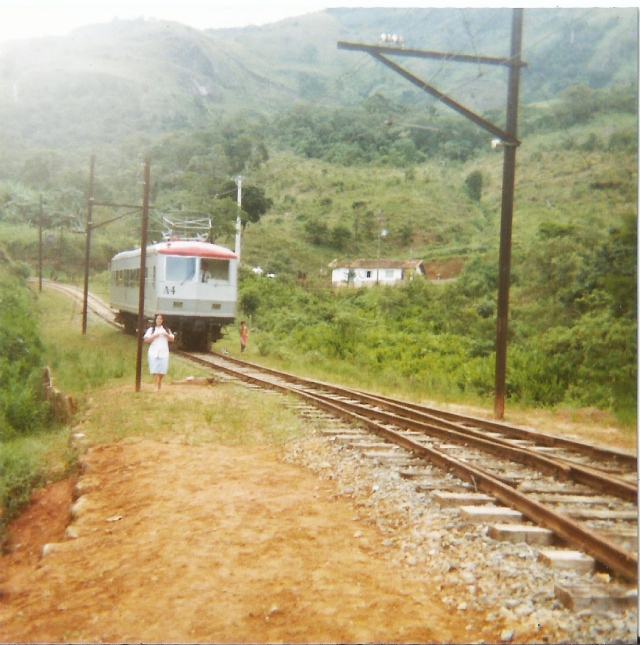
(41, 281, 638, 591)
(38, 280, 121, 329)
(182, 350, 638, 585)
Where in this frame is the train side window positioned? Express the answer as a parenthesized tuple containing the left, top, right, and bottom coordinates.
(201, 259, 229, 282)
(166, 256, 196, 282)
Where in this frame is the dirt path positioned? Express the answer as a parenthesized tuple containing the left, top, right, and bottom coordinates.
(0, 438, 482, 644)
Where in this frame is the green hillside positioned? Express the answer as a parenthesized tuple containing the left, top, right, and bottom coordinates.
(0, 7, 636, 422)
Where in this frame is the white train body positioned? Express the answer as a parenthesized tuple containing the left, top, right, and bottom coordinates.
(110, 240, 238, 350)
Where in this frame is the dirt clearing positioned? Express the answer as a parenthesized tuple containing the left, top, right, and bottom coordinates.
(0, 436, 482, 643)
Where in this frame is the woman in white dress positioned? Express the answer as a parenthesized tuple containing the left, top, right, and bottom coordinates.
(143, 314, 175, 390)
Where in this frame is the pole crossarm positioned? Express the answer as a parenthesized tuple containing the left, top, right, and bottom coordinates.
(357, 47, 520, 146)
(92, 201, 142, 209)
(337, 41, 528, 69)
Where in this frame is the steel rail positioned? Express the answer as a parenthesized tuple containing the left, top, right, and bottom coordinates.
(306, 387, 638, 503)
(204, 353, 637, 501)
(346, 388, 637, 468)
(187, 352, 637, 582)
(37, 280, 121, 329)
(212, 352, 635, 465)
(185, 351, 638, 581)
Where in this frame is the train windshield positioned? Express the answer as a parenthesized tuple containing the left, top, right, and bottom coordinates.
(166, 256, 197, 282)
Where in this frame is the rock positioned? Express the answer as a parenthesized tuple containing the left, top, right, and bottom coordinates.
(42, 543, 59, 558)
(65, 526, 81, 540)
(70, 496, 91, 520)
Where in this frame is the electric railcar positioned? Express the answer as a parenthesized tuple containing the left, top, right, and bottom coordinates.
(110, 240, 238, 351)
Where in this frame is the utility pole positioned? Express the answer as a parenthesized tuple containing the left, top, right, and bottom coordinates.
(494, 9, 524, 420)
(338, 9, 525, 419)
(135, 160, 150, 393)
(234, 175, 242, 261)
(81, 155, 150, 392)
(82, 155, 95, 335)
(38, 195, 43, 293)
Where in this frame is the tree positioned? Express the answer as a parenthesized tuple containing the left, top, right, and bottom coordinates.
(330, 224, 352, 251)
(304, 219, 330, 246)
(557, 84, 599, 126)
(464, 170, 483, 202)
(220, 181, 273, 230)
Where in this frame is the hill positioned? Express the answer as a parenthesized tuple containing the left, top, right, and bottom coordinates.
(0, 7, 636, 153)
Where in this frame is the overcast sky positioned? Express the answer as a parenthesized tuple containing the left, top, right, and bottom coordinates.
(0, 1, 632, 45)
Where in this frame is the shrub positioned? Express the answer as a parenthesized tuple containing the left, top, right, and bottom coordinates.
(464, 170, 483, 201)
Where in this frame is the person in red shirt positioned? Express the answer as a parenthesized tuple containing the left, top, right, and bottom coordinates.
(239, 320, 249, 353)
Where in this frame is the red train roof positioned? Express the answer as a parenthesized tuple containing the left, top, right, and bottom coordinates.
(154, 240, 237, 259)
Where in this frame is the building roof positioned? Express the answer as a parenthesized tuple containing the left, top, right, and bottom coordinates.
(329, 259, 425, 272)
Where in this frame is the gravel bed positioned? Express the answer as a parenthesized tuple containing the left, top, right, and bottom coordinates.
(280, 428, 637, 644)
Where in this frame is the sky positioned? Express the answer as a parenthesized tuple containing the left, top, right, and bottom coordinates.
(0, 1, 632, 45)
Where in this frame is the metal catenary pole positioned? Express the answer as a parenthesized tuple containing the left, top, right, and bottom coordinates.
(82, 155, 95, 335)
(338, 9, 525, 419)
(135, 160, 151, 393)
(235, 175, 242, 261)
(494, 9, 524, 420)
(38, 195, 43, 293)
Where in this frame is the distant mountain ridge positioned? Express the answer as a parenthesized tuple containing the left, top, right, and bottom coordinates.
(0, 7, 636, 151)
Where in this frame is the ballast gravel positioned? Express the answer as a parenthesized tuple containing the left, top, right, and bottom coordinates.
(280, 429, 637, 644)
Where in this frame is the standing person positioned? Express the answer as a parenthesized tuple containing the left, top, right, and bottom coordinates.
(143, 314, 175, 390)
(239, 320, 249, 353)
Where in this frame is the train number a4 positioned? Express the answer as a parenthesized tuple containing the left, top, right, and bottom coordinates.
(163, 286, 176, 295)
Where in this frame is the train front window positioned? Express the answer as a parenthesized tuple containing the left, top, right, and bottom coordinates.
(166, 256, 197, 282)
(200, 259, 229, 282)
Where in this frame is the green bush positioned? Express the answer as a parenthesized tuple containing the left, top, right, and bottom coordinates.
(0, 268, 50, 440)
(0, 442, 47, 531)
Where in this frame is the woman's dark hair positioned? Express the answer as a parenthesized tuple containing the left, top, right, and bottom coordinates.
(152, 314, 170, 335)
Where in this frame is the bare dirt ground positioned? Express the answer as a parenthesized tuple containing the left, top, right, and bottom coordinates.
(1, 436, 492, 644)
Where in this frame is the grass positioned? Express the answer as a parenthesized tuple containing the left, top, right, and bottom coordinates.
(0, 286, 313, 541)
(37, 287, 312, 449)
(220, 327, 637, 451)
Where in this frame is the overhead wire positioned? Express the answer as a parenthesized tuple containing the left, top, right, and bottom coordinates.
(195, 8, 611, 220)
(379, 6, 606, 136)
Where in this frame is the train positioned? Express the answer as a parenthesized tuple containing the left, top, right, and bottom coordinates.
(109, 239, 238, 351)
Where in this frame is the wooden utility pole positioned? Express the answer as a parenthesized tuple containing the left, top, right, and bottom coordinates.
(338, 9, 525, 419)
(135, 160, 151, 393)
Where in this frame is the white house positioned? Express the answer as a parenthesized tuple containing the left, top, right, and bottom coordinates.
(329, 259, 426, 287)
